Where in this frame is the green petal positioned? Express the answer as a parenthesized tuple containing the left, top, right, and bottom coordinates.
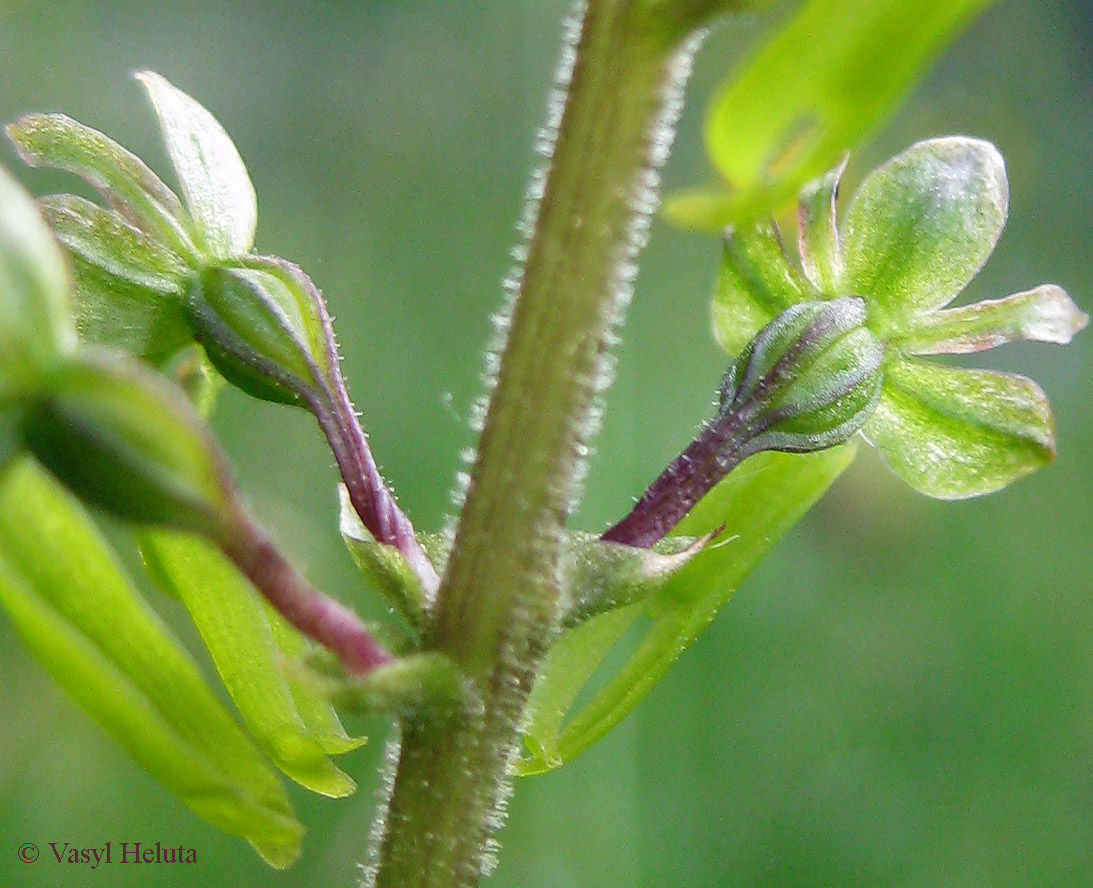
(0, 459, 302, 867)
(6, 114, 196, 261)
(139, 530, 358, 797)
(39, 194, 189, 292)
(842, 137, 1008, 335)
(67, 255, 193, 364)
(796, 156, 846, 293)
(863, 357, 1055, 498)
(0, 164, 74, 400)
(711, 221, 815, 356)
(894, 285, 1089, 355)
(137, 71, 257, 260)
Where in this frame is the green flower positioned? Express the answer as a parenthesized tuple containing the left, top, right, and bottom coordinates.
(712, 137, 1087, 498)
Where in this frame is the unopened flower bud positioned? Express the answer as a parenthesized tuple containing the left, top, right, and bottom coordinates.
(21, 350, 235, 537)
(604, 298, 882, 548)
(184, 258, 337, 409)
(719, 296, 883, 454)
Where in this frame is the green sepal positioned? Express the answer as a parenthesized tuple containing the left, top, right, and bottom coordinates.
(138, 529, 359, 797)
(185, 258, 336, 408)
(562, 532, 710, 627)
(862, 357, 1055, 499)
(893, 285, 1088, 355)
(0, 164, 75, 401)
(64, 254, 193, 364)
(0, 459, 302, 867)
(338, 484, 431, 633)
(38, 193, 189, 292)
(842, 137, 1008, 336)
(6, 113, 196, 261)
(136, 71, 257, 261)
(519, 445, 855, 774)
(711, 221, 815, 356)
(667, 0, 995, 230)
(22, 349, 234, 536)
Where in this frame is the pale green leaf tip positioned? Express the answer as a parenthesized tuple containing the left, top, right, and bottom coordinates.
(661, 186, 736, 233)
(250, 829, 304, 870)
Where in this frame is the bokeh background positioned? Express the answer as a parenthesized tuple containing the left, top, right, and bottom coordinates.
(1, 1, 1090, 886)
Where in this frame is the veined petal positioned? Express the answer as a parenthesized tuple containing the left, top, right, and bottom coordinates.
(894, 285, 1088, 355)
(842, 138, 1008, 335)
(797, 155, 847, 293)
(137, 72, 257, 260)
(863, 357, 1055, 499)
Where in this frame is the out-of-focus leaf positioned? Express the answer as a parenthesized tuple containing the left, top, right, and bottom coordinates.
(0, 459, 302, 867)
(518, 602, 642, 776)
(894, 285, 1089, 355)
(22, 350, 233, 535)
(665, 0, 994, 229)
(38, 194, 188, 292)
(6, 114, 196, 261)
(139, 530, 358, 795)
(711, 222, 815, 355)
(842, 137, 1008, 335)
(137, 71, 257, 260)
(520, 445, 855, 773)
(0, 164, 74, 401)
(862, 358, 1055, 499)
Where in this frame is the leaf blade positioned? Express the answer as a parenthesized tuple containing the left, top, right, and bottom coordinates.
(0, 459, 302, 867)
(523, 446, 855, 771)
(689, 0, 995, 228)
(139, 530, 359, 797)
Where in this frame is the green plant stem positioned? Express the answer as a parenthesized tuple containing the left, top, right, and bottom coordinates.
(369, 4, 707, 886)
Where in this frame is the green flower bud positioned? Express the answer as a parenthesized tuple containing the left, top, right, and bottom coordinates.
(21, 350, 235, 536)
(184, 258, 336, 408)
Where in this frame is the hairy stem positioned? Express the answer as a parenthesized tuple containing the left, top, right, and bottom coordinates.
(601, 411, 756, 547)
(312, 384, 441, 599)
(369, 3, 709, 886)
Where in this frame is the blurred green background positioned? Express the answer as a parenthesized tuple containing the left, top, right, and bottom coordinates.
(1, 1, 1090, 886)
